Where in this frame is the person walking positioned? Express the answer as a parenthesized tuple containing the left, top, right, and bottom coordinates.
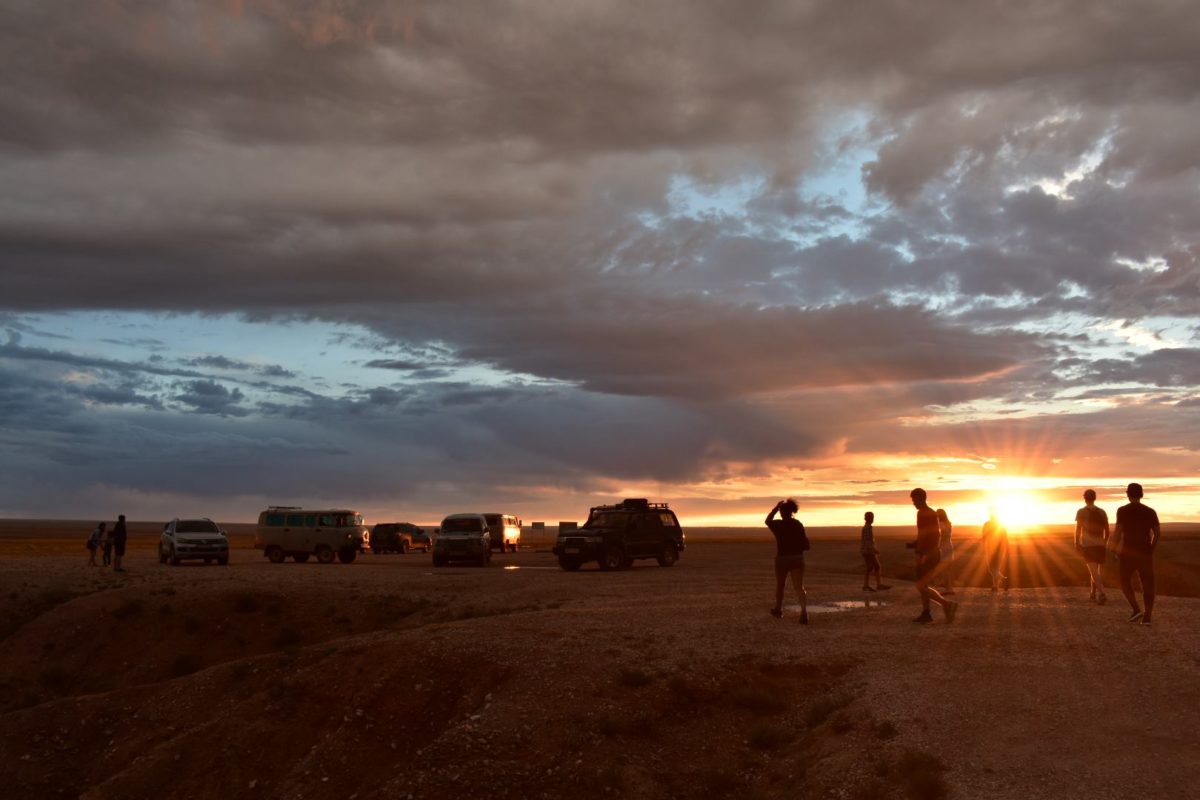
(1074, 490, 1109, 605)
(860, 511, 890, 592)
(936, 508, 955, 595)
(908, 489, 957, 623)
(112, 514, 128, 572)
(86, 522, 105, 566)
(765, 499, 810, 624)
(101, 523, 114, 566)
(981, 508, 1008, 593)
(1114, 483, 1160, 625)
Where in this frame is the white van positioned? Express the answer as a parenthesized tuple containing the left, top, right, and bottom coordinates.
(481, 513, 522, 552)
(254, 506, 369, 564)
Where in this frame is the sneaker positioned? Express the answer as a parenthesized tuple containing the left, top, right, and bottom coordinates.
(944, 601, 959, 623)
(863, 586, 877, 592)
(912, 612, 934, 624)
(1140, 617, 1152, 626)
(769, 607, 783, 618)
(876, 584, 892, 591)
(1127, 610, 1144, 623)
(799, 611, 809, 625)
(1098, 593, 1107, 606)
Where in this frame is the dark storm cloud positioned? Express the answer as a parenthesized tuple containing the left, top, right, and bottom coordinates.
(181, 354, 296, 378)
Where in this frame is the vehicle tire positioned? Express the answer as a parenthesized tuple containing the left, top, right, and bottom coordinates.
(422, 545, 430, 553)
(315, 546, 335, 564)
(656, 544, 678, 568)
(169, 547, 181, 566)
(399, 540, 410, 555)
(217, 556, 229, 566)
(266, 546, 285, 564)
(558, 556, 582, 571)
(338, 547, 357, 564)
(598, 546, 626, 572)
(293, 553, 310, 563)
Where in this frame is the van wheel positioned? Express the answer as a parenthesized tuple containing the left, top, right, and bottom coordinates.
(293, 553, 310, 563)
(399, 540, 410, 555)
(337, 547, 357, 564)
(598, 547, 625, 571)
(315, 546, 335, 564)
(656, 544, 678, 567)
(266, 546, 285, 564)
(558, 557, 582, 571)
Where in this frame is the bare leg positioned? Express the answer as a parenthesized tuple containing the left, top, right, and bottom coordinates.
(773, 566, 787, 613)
(789, 566, 807, 622)
(1141, 562, 1155, 621)
(1119, 559, 1139, 613)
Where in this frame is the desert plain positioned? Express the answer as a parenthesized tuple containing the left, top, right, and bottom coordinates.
(2, 522, 1199, 800)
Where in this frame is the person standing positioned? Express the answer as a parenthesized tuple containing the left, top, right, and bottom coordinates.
(936, 508, 955, 595)
(1074, 490, 1109, 605)
(112, 514, 128, 572)
(86, 522, 105, 566)
(101, 523, 114, 567)
(908, 489, 957, 623)
(981, 508, 1008, 593)
(1114, 483, 1160, 625)
(765, 499, 810, 624)
(860, 511, 890, 592)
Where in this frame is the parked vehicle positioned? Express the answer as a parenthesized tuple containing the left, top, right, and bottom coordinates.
(552, 498, 685, 571)
(159, 518, 229, 566)
(254, 507, 369, 564)
(481, 513, 522, 552)
(371, 522, 431, 554)
(432, 513, 492, 567)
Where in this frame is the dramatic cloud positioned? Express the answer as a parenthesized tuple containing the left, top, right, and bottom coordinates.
(0, 1, 1198, 522)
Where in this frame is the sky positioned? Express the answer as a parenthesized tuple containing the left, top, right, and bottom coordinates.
(2, 1, 1199, 528)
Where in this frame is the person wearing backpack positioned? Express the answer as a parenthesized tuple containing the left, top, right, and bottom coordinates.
(1074, 490, 1108, 605)
(765, 498, 810, 624)
(86, 522, 105, 566)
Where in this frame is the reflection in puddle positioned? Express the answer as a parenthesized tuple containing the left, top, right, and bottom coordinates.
(504, 565, 520, 571)
(784, 600, 888, 614)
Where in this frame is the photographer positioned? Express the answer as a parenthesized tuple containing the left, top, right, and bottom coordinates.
(765, 499, 809, 624)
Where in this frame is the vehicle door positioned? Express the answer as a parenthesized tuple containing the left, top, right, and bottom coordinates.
(316, 514, 336, 549)
(629, 512, 662, 556)
(284, 513, 306, 550)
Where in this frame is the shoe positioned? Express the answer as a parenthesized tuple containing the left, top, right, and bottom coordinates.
(876, 584, 892, 591)
(1140, 617, 1152, 626)
(799, 612, 809, 625)
(944, 601, 959, 623)
(863, 586, 877, 592)
(1127, 610, 1143, 623)
(769, 607, 782, 618)
(1098, 593, 1107, 606)
(912, 612, 934, 624)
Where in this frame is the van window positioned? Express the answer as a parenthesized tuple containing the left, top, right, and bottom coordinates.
(505, 516, 517, 526)
(333, 514, 362, 527)
(319, 515, 335, 526)
(266, 514, 285, 526)
(484, 514, 502, 526)
(286, 514, 304, 526)
(659, 513, 677, 527)
(305, 515, 316, 527)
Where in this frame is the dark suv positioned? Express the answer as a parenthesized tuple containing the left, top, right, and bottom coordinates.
(370, 522, 431, 554)
(552, 499, 685, 571)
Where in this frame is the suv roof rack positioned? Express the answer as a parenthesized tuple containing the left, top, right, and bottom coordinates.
(266, 505, 302, 511)
(590, 498, 671, 513)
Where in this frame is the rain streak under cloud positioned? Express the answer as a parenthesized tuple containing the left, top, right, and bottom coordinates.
(1, 1, 1199, 526)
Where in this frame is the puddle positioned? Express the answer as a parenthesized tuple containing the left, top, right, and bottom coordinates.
(784, 600, 888, 614)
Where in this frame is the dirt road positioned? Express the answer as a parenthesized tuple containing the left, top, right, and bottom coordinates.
(2, 541, 1197, 799)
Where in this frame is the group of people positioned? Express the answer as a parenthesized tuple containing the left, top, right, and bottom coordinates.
(85, 515, 128, 571)
(764, 482, 1162, 626)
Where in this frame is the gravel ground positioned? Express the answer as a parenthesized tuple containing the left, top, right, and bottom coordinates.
(1, 540, 1197, 800)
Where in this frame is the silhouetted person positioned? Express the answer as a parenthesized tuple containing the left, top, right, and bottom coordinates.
(102, 524, 114, 566)
(1114, 483, 1160, 624)
(982, 508, 1007, 593)
(1074, 489, 1109, 605)
(112, 514, 128, 572)
(86, 522, 105, 566)
(908, 489, 957, 623)
(936, 508, 955, 595)
(765, 499, 809, 624)
(860, 511, 890, 592)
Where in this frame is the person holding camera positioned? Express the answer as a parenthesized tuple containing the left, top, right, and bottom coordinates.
(908, 488, 957, 623)
(765, 499, 810, 624)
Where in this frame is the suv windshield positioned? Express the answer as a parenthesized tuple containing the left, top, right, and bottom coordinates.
(584, 512, 628, 529)
(443, 518, 483, 533)
(177, 520, 219, 533)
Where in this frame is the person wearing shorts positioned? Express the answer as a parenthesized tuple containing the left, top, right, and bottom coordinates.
(766, 499, 809, 624)
(1114, 483, 1160, 625)
(1074, 490, 1109, 604)
(860, 511, 890, 592)
(908, 489, 957, 623)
